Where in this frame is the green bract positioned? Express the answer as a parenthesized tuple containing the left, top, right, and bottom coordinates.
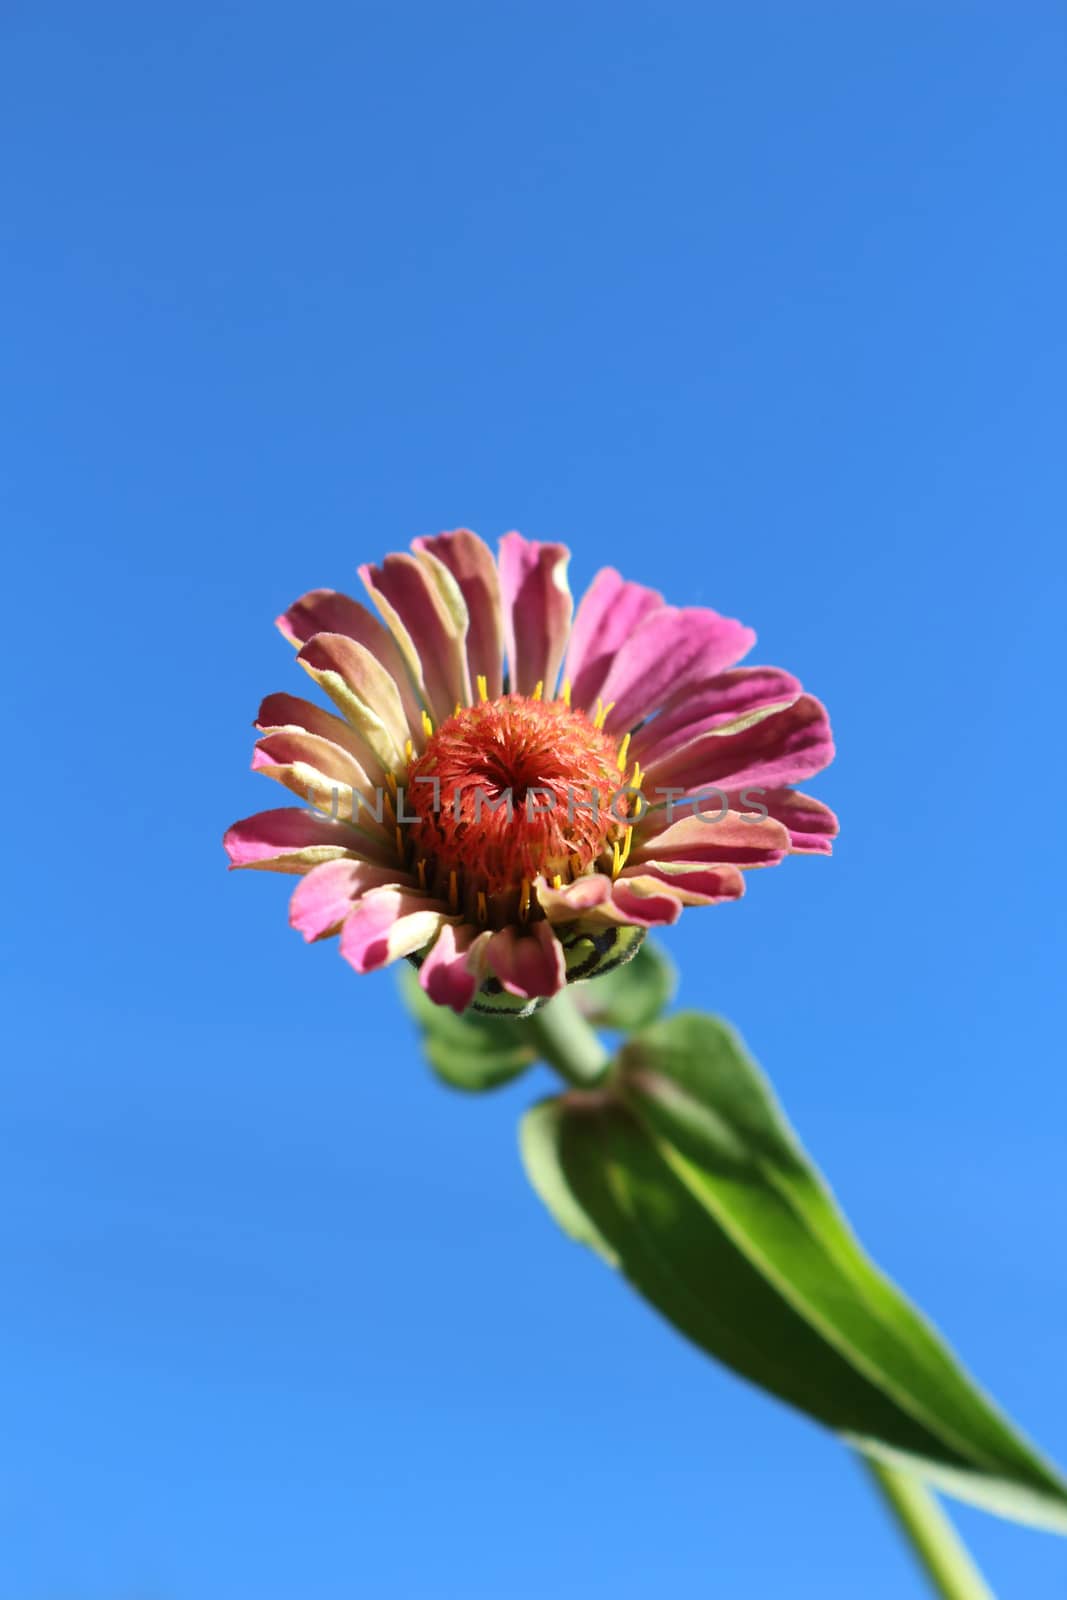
(572, 935, 675, 1032)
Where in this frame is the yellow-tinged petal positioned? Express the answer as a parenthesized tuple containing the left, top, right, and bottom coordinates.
(297, 633, 409, 775)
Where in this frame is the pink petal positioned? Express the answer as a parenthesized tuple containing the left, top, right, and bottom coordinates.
(276, 589, 423, 734)
(412, 530, 505, 702)
(498, 532, 573, 697)
(630, 810, 791, 868)
(632, 667, 801, 766)
(731, 786, 839, 854)
(339, 888, 449, 973)
(223, 808, 368, 874)
(289, 859, 413, 941)
(278, 588, 394, 651)
(535, 873, 614, 923)
(297, 633, 410, 773)
(536, 872, 683, 929)
(485, 922, 567, 1000)
(564, 567, 664, 710)
(252, 730, 386, 833)
(596, 606, 757, 733)
(617, 863, 746, 908)
(255, 693, 372, 760)
(361, 552, 470, 724)
(606, 875, 687, 926)
(643, 695, 834, 794)
(418, 923, 493, 1014)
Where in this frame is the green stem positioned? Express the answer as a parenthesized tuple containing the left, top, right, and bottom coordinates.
(864, 1461, 996, 1600)
(526, 989, 611, 1088)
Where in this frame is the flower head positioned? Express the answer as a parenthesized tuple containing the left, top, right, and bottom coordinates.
(224, 530, 836, 1014)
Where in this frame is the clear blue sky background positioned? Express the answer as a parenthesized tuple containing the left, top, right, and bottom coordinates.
(3, 4, 1065, 1596)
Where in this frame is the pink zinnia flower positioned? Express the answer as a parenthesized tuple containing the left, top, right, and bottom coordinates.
(224, 530, 836, 1014)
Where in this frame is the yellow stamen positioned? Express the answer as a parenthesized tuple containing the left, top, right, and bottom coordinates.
(476, 890, 487, 923)
(476, 673, 488, 702)
(612, 840, 622, 878)
(448, 869, 459, 911)
(593, 698, 616, 730)
(404, 737, 413, 762)
(616, 731, 632, 772)
(454, 702, 462, 718)
(621, 824, 634, 868)
(561, 678, 572, 707)
(552, 874, 562, 889)
(532, 680, 544, 701)
(421, 709, 434, 739)
(416, 858, 427, 890)
(385, 770, 398, 796)
(631, 760, 643, 794)
(519, 878, 531, 920)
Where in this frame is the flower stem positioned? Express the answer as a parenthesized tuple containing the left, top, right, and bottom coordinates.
(526, 989, 611, 1088)
(863, 1461, 995, 1599)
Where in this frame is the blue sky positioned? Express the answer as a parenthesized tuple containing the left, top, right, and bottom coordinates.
(3, 3, 1066, 1595)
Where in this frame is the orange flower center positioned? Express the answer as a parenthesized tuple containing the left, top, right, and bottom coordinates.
(406, 695, 633, 917)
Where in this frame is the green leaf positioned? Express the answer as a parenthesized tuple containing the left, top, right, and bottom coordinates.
(572, 936, 676, 1032)
(398, 965, 537, 1091)
(520, 1012, 1067, 1532)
